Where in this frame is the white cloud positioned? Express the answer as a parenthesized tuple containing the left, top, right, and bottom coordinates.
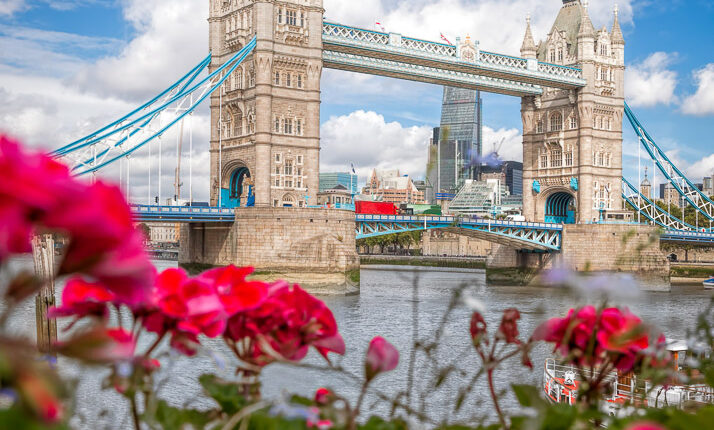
(324, 0, 633, 57)
(687, 154, 714, 181)
(682, 64, 714, 116)
(483, 126, 522, 162)
(625, 52, 678, 108)
(320, 110, 432, 180)
(71, 0, 207, 102)
(0, 0, 26, 16)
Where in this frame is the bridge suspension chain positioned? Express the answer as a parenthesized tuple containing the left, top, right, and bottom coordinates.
(625, 103, 714, 222)
(52, 37, 257, 179)
(621, 178, 695, 231)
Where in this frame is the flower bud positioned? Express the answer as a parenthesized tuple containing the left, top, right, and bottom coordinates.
(365, 336, 399, 381)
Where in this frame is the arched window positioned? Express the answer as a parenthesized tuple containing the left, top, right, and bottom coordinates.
(274, 117, 280, 133)
(550, 113, 562, 132)
(285, 73, 291, 87)
(540, 152, 548, 169)
(275, 71, 280, 85)
(233, 110, 243, 136)
(569, 116, 577, 129)
(549, 50, 555, 62)
(558, 48, 563, 62)
(297, 74, 303, 88)
(536, 120, 544, 134)
(565, 150, 573, 166)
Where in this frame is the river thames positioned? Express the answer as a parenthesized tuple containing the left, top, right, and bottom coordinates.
(2, 258, 712, 428)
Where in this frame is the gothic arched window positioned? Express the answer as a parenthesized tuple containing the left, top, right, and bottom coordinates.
(550, 113, 562, 132)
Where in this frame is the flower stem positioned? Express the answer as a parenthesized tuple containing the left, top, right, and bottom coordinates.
(131, 394, 141, 430)
(487, 368, 508, 429)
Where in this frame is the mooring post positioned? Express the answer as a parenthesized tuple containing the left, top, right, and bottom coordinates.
(31, 234, 58, 353)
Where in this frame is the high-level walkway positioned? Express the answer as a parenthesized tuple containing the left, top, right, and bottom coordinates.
(322, 21, 586, 97)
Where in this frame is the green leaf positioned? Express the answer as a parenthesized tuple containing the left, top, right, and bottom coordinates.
(511, 384, 544, 408)
(199, 374, 249, 415)
(152, 400, 213, 430)
(244, 411, 309, 430)
(0, 407, 70, 430)
(358, 416, 409, 430)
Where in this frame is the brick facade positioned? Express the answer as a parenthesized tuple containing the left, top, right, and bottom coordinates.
(521, 2, 626, 223)
(208, 0, 323, 208)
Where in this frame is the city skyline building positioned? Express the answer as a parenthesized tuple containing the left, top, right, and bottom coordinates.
(480, 161, 524, 197)
(426, 86, 483, 203)
(362, 169, 425, 204)
(319, 172, 359, 195)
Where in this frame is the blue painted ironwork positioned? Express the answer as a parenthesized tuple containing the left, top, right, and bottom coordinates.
(625, 103, 714, 222)
(621, 177, 697, 231)
(54, 37, 257, 176)
(545, 192, 575, 225)
(661, 230, 714, 244)
(322, 21, 586, 97)
(132, 205, 236, 223)
(355, 214, 562, 251)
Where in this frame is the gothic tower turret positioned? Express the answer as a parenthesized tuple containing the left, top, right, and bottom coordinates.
(521, 0, 627, 224)
(208, 0, 324, 208)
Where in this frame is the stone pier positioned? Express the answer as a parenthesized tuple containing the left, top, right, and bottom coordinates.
(179, 207, 360, 295)
(486, 224, 671, 291)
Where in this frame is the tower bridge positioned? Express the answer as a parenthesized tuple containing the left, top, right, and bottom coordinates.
(54, 0, 714, 291)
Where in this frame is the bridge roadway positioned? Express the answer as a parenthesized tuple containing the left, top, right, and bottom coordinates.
(131, 205, 714, 251)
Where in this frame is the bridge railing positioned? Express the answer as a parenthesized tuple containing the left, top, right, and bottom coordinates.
(354, 214, 563, 230)
(132, 204, 235, 215)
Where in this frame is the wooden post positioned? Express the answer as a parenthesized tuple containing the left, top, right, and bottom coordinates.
(32, 234, 58, 353)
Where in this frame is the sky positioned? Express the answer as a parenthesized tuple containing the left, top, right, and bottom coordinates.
(0, 0, 713, 203)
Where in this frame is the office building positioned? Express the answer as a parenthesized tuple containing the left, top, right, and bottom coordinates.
(480, 161, 523, 196)
(426, 87, 483, 202)
(319, 172, 359, 195)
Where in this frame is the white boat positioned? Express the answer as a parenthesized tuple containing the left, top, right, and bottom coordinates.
(703, 277, 714, 289)
(542, 340, 714, 414)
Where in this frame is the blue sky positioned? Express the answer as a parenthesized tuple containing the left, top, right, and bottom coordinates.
(0, 0, 713, 201)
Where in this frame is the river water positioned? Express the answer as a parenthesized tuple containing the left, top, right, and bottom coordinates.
(2, 258, 712, 428)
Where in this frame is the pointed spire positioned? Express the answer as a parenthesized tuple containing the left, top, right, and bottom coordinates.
(521, 14, 537, 58)
(611, 3, 625, 45)
(578, 0, 595, 39)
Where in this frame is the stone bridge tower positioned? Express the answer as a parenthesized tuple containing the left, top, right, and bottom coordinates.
(208, 0, 323, 208)
(521, 0, 627, 224)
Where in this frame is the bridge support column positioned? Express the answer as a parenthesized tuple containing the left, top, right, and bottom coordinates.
(179, 208, 360, 295)
(486, 225, 671, 291)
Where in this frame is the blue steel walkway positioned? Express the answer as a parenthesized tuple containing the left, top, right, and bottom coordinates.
(132, 205, 236, 223)
(355, 215, 563, 251)
(132, 206, 714, 250)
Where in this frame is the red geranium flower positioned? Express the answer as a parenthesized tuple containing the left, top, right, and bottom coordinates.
(47, 278, 115, 320)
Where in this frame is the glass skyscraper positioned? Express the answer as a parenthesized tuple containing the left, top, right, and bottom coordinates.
(426, 87, 483, 203)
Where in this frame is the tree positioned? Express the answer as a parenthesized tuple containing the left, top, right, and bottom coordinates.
(137, 223, 151, 242)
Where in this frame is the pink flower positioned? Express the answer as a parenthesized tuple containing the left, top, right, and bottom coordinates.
(44, 182, 155, 307)
(534, 306, 657, 373)
(54, 327, 136, 364)
(197, 265, 268, 314)
(0, 203, 33, 261)
(48, 278, 115, 320)
(365, 336, 399, 381)
(624, 422, 666, 430)
(497, 308, 521, 344)
(314, 387, 332, 405)
(469, 312, 488, 346)
(225, 282, 345, 367)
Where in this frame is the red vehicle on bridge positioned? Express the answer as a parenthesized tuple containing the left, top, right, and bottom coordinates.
(355, 201, 397, 215)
